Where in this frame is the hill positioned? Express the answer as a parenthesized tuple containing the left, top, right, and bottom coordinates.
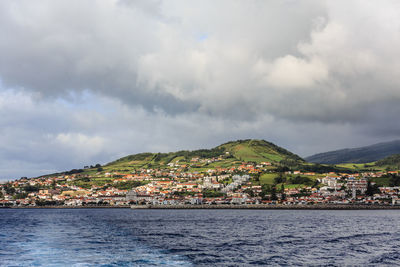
(107, 139, 304, 169)
(375, 154, 400, 169)
(305, 140, 400, 164)
(42, 139, 356, 184)
(39, 139, 361, 184)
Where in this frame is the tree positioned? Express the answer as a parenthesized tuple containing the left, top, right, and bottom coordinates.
(244, 188, 255, 197)
(36, 200, 61, 206)
(365, 181, 380, 196)
(271, 186, 278, 201)
(388, 174, 400, 187)
(202, 190, 224, 198)
(274, 173, 286, 184)
(253, 173, 260, 182)
(276, 166, 290, 173)
(4, 183, 16, 195)
(280, 184, 286, 201)
(80, 177, 90, 182)
(114, 181, 144, 190)
(290, 175, 313, 185)
(14, 192, 28, 199)
(52, 180, 57, 189)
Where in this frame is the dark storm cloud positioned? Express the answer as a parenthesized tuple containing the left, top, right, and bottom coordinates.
(0, 1, 399, 123)
(0, 0, 326, 118)
(1, 0, 400, 179)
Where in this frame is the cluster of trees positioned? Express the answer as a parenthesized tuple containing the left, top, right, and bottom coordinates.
(289, 176, 315, 186)
(1, 184, 41, 199)
(276, 162, 356, 174)
(152, 147, 227, 164)
(202, 190, 225, 198)
(84, 164, 102, 169)
(302, 164, 349, 174)
(64, 169, 84, 175)
(371, 174, 400, 187)
(35, 200, 64, 206)
(259, 184, 285, 201)
(375, 154, 400, 167)
(116, 153, 154, 163)
(113, 181, 146, 190)
(14, 192, 28, 199)
(273, 174, 317, 187)
(77, 177, 91, 182)
(365, 181, 380, 196)
(386, 174, 400, 187)
(23, 185, 40, 192)
(172, 191, 196, 197)
(279, 159, 300, 168)
(3, 183, 16, 195)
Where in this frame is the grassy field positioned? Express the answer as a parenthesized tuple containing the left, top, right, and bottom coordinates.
(336, 163, 369, 170)
(232, 145, 264, 162)
(283, 184, 307, 189)
(258, 173, 319, 188)
(256, 151, 283, 162)
(335, 162, 389, 172)
(259, 173, 279, 185)
(230, 145, 286, 163)
(370, 176, 393, 187)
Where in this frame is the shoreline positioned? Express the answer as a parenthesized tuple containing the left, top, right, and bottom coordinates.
(131, 204, 400, 210)
(2, 204, 400, 210)
(0, 205, 130, 209)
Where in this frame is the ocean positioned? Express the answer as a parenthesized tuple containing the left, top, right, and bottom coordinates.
(1, 208, 400, 266)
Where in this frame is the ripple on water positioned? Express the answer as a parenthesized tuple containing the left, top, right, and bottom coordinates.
(1, 209, 400, 266)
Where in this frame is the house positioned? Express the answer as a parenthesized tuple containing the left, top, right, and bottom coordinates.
(190, 194, 203, 205)
(126, 190, 153, 203)
(346, 178, 368, 193)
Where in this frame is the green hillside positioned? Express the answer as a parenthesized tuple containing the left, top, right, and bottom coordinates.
(218, 139, 304, 163)
(38, 139, 363, 187)
(335, 154, 400, 172)
(34, 139, 372, 190)
(106, 139, 304, 169)
(374, 154, 400, 170)
(305, 140, 400, 164)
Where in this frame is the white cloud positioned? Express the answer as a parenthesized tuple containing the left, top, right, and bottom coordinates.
(55, 133, 105, 158)
(1, 1, 400, 179)
(265, 55, 328, 89)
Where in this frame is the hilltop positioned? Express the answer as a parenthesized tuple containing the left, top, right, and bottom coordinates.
(31, 138, 315, 190)
(98, 139, 306, 176)
(305, 140, 400, 164)
(40, 139, 349, 184)
(109, 139, 303, 167)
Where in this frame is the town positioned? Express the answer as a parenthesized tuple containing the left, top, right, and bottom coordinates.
(1, 153, 400, 207)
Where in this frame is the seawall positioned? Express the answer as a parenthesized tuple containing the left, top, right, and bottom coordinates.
(132, 204, 400, 210)
(3, 204, 400, 210)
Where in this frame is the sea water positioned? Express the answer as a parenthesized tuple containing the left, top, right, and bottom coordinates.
(1, 208, 400, 266)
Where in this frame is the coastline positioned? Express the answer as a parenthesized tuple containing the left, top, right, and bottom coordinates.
(1, 205, 130, 209)
(2, 204, 400, 210)
(132, 204, 400, 210)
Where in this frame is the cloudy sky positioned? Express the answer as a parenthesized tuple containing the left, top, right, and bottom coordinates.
(1, 0, 400, 180)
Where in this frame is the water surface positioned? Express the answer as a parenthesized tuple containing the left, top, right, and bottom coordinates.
(1, 209, 400, 266)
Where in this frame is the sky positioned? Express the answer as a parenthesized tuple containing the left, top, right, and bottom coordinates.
(1, 0, 400, 180)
